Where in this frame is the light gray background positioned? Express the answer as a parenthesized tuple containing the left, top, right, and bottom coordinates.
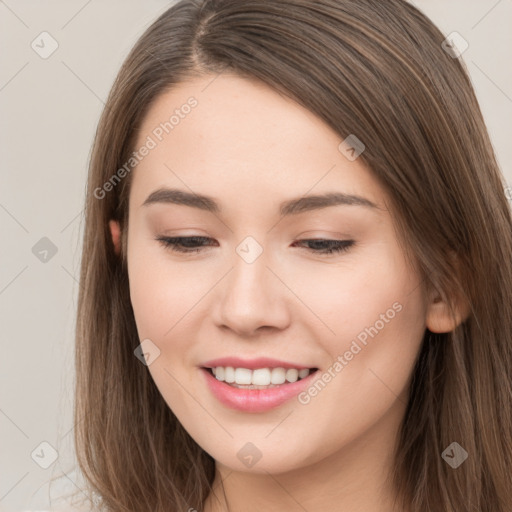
(1, 1, 511, 511)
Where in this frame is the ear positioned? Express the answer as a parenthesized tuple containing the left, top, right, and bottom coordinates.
(425, 252, 471, 333)
(425, 294, 465, 333)
(109, 220, 121, 256)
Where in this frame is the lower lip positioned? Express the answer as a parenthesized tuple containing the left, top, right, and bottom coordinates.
(200, 367, 318, 413)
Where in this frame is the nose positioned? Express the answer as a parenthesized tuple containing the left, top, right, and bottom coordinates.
(213, 249, 291, 337)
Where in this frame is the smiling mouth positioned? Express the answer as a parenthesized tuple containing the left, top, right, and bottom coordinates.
(200, 365, 321, 413)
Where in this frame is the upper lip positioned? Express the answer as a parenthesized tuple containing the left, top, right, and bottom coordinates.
(200, 357, 317, 370)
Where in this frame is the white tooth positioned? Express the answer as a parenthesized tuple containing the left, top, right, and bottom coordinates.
(252, 368, 271, 386)
(234, 367, 252, 385)
(212, 366, 312, 386)
(285, 368, 299, 383)
(298, 368, 310, 379)
(270, 367, 286, 385)
(224, 366, 235, 383)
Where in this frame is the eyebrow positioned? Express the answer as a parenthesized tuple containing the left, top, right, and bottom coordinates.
(142, 187, 381, 216)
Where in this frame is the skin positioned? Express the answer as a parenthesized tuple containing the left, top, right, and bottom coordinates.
(109, 73, 467, 511)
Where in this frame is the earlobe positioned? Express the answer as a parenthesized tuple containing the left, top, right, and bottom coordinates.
(109, 220, 121, 255)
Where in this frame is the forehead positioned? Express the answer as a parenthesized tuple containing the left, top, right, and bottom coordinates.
(130, 73, 387, 213)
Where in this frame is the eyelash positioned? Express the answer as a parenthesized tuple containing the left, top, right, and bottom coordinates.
(155, 236, 355, 256)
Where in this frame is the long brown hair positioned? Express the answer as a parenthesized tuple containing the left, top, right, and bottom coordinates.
(71, 0, 512, 510)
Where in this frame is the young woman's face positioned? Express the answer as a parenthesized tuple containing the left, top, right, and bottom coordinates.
(122, 73, 430, 474)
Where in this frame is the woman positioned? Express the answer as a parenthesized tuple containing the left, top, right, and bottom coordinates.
(72, 0, 512, 510)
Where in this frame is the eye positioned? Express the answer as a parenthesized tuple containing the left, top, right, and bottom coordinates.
(291, 239, 355, 255)
(156, 236, 354, 256)
(156, 236, 216, 253)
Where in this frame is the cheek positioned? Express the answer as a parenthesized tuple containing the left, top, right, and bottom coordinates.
(128, 262, 171, 339)
(127, 247, 203, 409)
(294, 247, 426, 396)
(289, 249, 419, 340)
(127, 239, 205, 338)
(287, 263, 426, 462)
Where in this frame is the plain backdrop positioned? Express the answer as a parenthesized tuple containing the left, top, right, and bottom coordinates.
(1, 1, 511, 510)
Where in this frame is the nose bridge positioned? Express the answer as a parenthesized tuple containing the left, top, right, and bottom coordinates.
(214, 235, 289, 334)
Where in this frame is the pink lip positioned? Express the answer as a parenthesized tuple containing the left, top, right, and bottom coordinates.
(200, 356, 315, 370)
(200, 367, 319, 413)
